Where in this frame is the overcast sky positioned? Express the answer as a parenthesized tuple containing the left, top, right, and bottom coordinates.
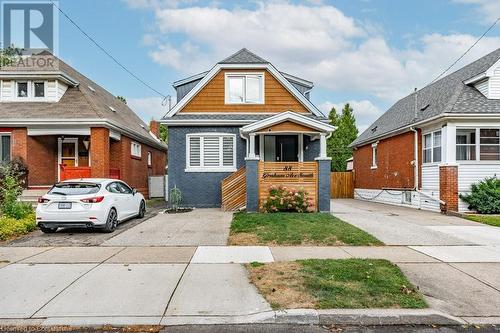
(57, 0, 500, 133)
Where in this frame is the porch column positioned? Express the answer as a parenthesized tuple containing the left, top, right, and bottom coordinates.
(245, 157, 260, 212)
(319, 133, 327, 158)
(439, 165, 459, 213)
(248, 133, 256, 158)
(11, 128, 28, 162)
(90, 127, 110, 178)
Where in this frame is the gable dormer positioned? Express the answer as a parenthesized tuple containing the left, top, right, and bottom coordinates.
(167, 48, 322, 117)
(0, 79, 70, 102)
(466, 58, 500, 99)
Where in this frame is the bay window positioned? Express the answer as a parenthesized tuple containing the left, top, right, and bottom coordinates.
(456, 129, 476, 161)
(225, 73, 264, 104)
(480, 129, 500, 160)
(187, 133, 236, 172)
(423, 130, 441, 164)
(456, 128, 500, 161)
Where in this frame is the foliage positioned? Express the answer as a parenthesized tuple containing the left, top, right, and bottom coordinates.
(327, 103, 359, 171)
(460, 177, 500, 214)
(159, 123, 168, 143)
(0, 165, 32, 219)
(0, 213, 36, 241)
(116, 96, 127, 104)
(229, 212, 383, 246)
(169, 185, 182, 211)
(261, 185, 313, 213)
(0, 45, 22, 67)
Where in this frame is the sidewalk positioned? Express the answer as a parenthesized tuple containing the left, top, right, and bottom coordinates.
(1, 245, 500, 326)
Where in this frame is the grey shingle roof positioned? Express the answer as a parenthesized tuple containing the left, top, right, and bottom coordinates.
(219, 48, 269, 64)
(351, 47, 500, 147)
(0, 53, 167, 151)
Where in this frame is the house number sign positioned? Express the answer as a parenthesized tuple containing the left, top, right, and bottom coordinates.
(261, 165, 314, 179)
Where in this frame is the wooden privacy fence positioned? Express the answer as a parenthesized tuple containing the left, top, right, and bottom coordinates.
(221, 167, 246, 211)
(330, 172, 354, 199)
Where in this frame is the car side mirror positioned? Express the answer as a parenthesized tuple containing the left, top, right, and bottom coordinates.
(132, 188, 138, 195)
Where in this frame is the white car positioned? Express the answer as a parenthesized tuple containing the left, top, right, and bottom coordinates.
(36, 178, 146, 233)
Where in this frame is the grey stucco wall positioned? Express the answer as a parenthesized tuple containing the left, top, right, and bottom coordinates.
(167, 126, 246, 208)
(303, 135, 320, 161)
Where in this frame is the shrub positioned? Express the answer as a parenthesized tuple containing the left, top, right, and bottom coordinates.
(261, 185, 314, 213)
(170, 185, 182, 211)
(0, 213, 36, 241)
(460, 177, 500, 214)
(0, 164, 32, 219)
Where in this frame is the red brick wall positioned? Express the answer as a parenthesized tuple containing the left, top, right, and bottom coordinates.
(27, 136, 58, 185)
(353, 131, 417, 189)
(90, 127, 110, 178)
(439, 165, 458, 212)
(11, 128, 28, 162)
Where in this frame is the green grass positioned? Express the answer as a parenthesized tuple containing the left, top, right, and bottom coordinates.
(146, 198, 166, 208)
(465, 214, 500, 227)
(299, 259, 427, 309)
(0, 213, 36, 241)
(230, 212, 383, 246)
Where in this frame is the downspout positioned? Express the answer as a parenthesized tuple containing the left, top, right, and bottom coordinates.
(410, 127, 420, 209)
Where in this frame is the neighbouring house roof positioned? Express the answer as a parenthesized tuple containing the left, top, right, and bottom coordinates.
(164, 48, 324, 118)
(350, 47, 500, 148)
(0, 52, 167, 151)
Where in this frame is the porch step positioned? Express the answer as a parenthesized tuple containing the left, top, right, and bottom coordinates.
(20, 189, 49, 205)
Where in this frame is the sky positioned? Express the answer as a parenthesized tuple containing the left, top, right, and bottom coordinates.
(53, 0, 500, 133)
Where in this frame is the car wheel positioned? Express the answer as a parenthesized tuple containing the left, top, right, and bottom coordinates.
(103, 208, 118, 233)
(39, 225, 58, 234)
(138, 200, 146, 219)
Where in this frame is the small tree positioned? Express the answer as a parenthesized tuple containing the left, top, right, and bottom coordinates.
(0, 45, 22, 67)
(169, 185, 182, 211)
(0, 165, 32, 219)
(327, 103, 359, 171)
(159, 124, 168, 143)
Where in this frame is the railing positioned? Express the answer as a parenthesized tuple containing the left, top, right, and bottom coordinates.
(60, 164, 91, 181)
(109, 168, 121, 179)
(221, 167, 246, 211)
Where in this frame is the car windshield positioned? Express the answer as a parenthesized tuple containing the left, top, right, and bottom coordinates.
(48, 183, 100, 196)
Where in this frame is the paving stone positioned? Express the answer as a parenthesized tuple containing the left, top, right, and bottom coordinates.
(341, 246, 439, 263)
(0, 247, 51, 263)
(191, 246, 274, 264)
(36, 264, 185, 317)
(410, 246, 500, 262)
(0, 264, 94, 318)
(106, 247, 196, 263)
(166, 264, 271, 316)
(20, 247, 124, 263)
(271, 247, 351, 261)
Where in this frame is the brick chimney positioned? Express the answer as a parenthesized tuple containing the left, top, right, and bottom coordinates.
(149, 120, 160, 138)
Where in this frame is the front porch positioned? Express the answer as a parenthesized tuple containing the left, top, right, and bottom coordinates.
(222, 112, 335, 212)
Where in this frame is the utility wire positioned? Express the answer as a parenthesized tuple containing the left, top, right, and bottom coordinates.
(49, 0, 170, 105)
(429, 16, 500, 85)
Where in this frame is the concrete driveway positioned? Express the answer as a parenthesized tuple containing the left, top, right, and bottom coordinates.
(331, 199, 500, 246)
(102, 209, 232, 246)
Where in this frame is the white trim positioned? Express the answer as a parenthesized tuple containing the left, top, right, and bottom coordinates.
(224, 72, 265, 105)
(371, 142, 378, 168)
(240, 111, 335, 134)
(109, 129, 121, 141)
(164, 63, 324, 117)
(185, 132, 237, 172)
(172, 71, 209, 87)
(281, 72, 314, 88)
(422, 129, 442, 164)
(0, 71, 79, 86)
(131, 141, 142, 158)
(27, 127, 90, 136)
(57, 138, 79, 181)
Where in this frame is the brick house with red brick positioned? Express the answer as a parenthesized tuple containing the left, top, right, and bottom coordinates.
(350, 48, 500, 213)
(0, 52, 167, 197)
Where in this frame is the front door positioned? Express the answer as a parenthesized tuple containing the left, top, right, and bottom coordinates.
(58, 138, 79, 181)
(263, 135, 298, 162)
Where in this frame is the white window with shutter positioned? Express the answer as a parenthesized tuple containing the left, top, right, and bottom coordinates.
(186, 133, 237, 172)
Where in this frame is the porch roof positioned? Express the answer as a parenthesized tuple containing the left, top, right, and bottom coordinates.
(240, 111, 336, 135)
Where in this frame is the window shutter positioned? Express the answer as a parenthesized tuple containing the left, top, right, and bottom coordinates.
(203, 136, 220, 166)
(222, 137, 234, 166)
(189, 137, 201, 166)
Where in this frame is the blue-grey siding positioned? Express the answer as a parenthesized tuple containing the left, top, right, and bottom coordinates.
(303, 135, 320, 161)
(167, 126, 246, 208)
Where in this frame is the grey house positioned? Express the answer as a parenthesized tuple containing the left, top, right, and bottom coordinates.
(162, 49, 335, 212)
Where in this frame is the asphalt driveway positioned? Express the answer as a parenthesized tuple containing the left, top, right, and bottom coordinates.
(102, 209, 233, 246)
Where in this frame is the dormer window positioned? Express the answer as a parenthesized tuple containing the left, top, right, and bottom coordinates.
(34, 82, 45, 98)
(17, 82, 28, 98)
(225, 73, 264, 104)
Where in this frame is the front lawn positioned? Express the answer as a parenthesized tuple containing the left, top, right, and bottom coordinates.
(465, 214, 500, 227)
(229, 212, 382, 246)
(247, 259, 427, 310)
(0, 213, 37, 241)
